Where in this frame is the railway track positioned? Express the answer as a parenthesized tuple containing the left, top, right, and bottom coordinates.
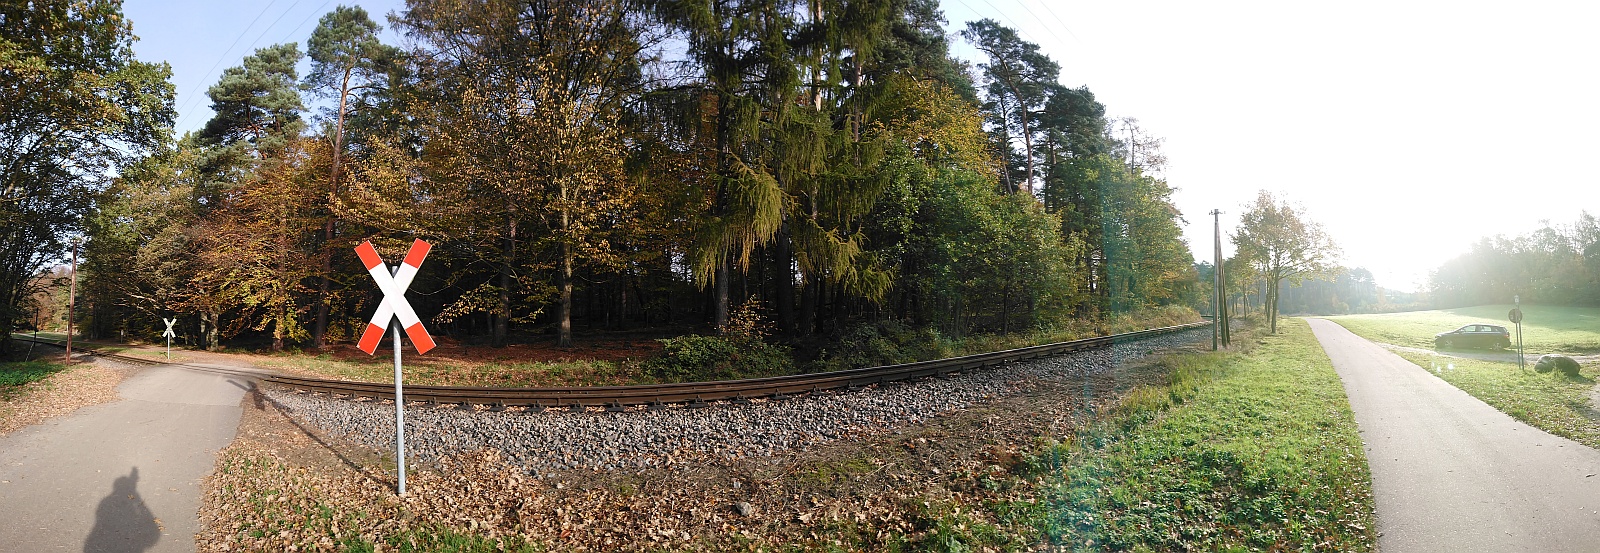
(13, 321, 1209, 410)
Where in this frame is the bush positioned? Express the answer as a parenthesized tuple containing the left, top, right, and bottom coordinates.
(645, 335, 791, 382)
(1535, 354, 1581, 377)
(644, 299, 793, 382)
(813, 320, 957, 372)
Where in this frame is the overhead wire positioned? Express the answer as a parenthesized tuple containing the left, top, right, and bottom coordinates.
(239, 0, 308, 57)
(1014, 1, 1082, 47)
(284, 0, 338, 46)
(949, 0, 1077, 64)
(172, 0, 284, 132)
(175, 0, 308, 132)
(948, 0, 1036, 43)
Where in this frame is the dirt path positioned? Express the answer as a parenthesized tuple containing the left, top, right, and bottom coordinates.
(0, 364, 249, 552)
(1308, 318, 1600, 552)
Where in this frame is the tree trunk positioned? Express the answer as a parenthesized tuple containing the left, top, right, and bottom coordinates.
(558, 242, 573, 348)
(1019, 107, 1036, 196)
(273, 312, 285, 352)
(1001, 285, 1011, 334)
(312, 68, 355, 349)
(1267, 276, 1280, 334)
(799, 277, 817, 337)
(204, 311, 220, 352)
(774, 221, 795, 335)
(714, 260, 730, 332)
(493, 217, 516, 348)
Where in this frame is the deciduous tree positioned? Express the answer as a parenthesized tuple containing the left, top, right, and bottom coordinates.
(0, 0, 174, 356)
(1232, 190, 1340, 333)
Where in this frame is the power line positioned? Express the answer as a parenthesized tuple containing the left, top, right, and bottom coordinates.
(172, 0, 283, 132)
(950, 0, 1040, 44)
(284, 0, 338, 47)
(953, 0, 1075, 64)
(1031, 1, 1084, 46)
(993, 0, 1076, 61)
(176, 0, 309, 132)
(240, 0, 308, 56)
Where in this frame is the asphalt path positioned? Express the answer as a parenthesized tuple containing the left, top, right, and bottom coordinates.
(0, 363, 247, 552)
(1308, 318, 1600, 552)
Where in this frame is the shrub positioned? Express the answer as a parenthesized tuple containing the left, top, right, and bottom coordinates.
(644, 299, 792, 382)
(813, 320, 957, 372)
(1535, 354, 1581, 377)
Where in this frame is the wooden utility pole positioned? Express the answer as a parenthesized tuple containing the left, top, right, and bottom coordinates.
(66, 237, 79, 363)
(1211, 210, 1229, 348)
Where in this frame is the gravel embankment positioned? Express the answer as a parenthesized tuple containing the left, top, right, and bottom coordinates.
(265, 329, 1208, 475)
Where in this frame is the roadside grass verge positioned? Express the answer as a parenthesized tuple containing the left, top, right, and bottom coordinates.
(255, 354, 633, 387)
(1328, 305, 1600, 353)
(814, 306, 1202, 373)
(0, 359, 68, 390)
(1013, 318, 1375, 551)
(1390, 351, 1600, 449)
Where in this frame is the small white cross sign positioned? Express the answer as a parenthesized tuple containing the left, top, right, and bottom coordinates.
(355, 239, 436, 355)
(161, 318, 176, 339)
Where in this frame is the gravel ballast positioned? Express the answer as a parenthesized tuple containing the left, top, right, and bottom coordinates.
(264, 329, 1209, 475)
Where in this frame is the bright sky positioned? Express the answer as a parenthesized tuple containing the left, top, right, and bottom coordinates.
(939, 0, 1600, 292)
(124, 0, 1600, 293)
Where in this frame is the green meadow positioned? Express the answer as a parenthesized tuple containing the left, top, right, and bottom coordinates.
(1328, 305, 1600, 354)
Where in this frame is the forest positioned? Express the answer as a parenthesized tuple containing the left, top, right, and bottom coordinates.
(1428, 213, 1600, 308)
(2, 0, 1203, 364)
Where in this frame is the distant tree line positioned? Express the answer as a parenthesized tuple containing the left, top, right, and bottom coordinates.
(1428, 213, 1600, 308)
(1196, 191, 1421, 326)
(4, 0, 1201, 358)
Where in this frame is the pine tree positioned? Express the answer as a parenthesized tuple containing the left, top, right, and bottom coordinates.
(303, 5, 398, 347)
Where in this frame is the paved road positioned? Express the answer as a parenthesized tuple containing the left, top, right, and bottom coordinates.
(1308, 318, 1600, 552)
(0, 364, 247, 552)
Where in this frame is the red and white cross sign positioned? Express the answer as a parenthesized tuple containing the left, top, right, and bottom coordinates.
(355, 239, 436, 355)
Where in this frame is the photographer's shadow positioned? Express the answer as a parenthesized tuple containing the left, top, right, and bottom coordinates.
(82, 467, 160, 553)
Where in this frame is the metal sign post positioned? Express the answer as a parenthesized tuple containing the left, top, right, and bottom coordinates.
(162, 318, 177, 362)
(355, 239, 436, 496)
(1511, 295, 1524, 371)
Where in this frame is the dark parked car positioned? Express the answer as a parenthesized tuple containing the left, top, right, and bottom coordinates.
(1434, 324, 1512, 350)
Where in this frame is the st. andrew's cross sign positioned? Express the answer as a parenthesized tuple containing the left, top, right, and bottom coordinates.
(354, 238, 436, 495)
(162, 318, 176, 361)
(355, 239, 436, 355)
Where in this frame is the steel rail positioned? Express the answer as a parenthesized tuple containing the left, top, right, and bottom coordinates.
(265, 321, 1209, 409)
(10, 335, 274, 379)
(13, 321, 1208, 410)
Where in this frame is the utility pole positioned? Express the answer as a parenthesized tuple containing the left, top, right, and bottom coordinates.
(66, 237, 80, 363)
(1211, 210, 1229, 348)
(28, 305, 39, 360)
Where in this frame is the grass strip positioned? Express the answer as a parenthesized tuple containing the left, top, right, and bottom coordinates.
(256, 354, 631, 388)
(1016, 318, 1375, 551)
(1328, 305, 1600, 353)
(0, 359, 68, 388)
